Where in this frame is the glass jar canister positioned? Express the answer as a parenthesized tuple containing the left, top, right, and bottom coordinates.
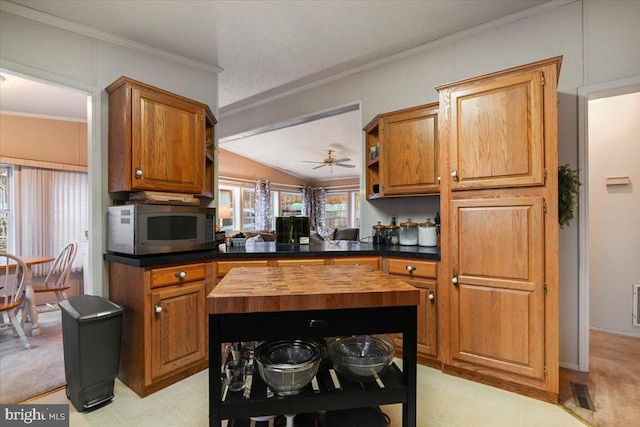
(418, 220, 438, 247)
(373, 222, 386, 244)
(399, 219, 418, 245)
(386, 224, 399, 245)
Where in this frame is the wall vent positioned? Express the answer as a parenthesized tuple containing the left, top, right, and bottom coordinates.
(634, 284, 640, 327)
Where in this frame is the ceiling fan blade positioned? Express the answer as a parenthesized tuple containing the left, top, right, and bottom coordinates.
(335, 163, 356, 168)
(302, 160, 326, 164)
(312, 164, 328, 170)
(333, 157, 350, 163)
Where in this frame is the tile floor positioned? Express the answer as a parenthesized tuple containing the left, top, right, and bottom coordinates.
(31, 362, 586, 426)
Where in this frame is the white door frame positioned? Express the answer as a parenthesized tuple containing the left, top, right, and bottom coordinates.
(0, 59, 105, 297)
(577, 75, 640, 372)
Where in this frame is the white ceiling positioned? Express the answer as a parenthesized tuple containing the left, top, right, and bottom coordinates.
(1, 0, 550, 181)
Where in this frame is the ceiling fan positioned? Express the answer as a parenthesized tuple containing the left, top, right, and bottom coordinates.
(302, 150, 356, 172)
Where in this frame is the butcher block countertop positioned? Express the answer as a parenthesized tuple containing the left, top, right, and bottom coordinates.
(207, 264, 420, 314)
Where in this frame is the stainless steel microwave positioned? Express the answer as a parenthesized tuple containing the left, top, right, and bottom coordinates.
(107, 204, 216, 255)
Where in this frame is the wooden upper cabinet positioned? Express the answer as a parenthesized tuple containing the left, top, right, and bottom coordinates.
(107, 77, 216, 199)
(382, 104, 439, 196)
(364, 103, 439, 198)
(438, 69, 545, 190)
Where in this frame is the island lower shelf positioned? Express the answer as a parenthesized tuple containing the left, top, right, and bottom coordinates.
(208, 306, 418, 426)
(221, 358, 406, 421)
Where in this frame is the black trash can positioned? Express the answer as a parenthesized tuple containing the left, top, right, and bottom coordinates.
(59, 295, 124, 412)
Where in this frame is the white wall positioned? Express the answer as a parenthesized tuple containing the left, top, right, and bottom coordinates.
(218, 0, 640, 367)
(0, 6, 219, 296)
(588, 92, 640, 336)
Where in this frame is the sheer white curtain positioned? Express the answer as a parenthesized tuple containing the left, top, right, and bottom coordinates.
(20, 167, 88, 276)
(254, 180, 272, 231)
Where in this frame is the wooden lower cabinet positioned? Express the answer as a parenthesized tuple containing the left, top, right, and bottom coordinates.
(109, 261, 212, 397)
(150, 282, 206, 381)
(384, 258, 439, 367)
(329, 256, 381, 269)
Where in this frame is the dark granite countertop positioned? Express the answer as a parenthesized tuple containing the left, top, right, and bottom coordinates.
(104, 241, 440, 268)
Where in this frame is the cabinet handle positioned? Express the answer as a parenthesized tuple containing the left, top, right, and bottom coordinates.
(154, 303, 162, 314)
(428, 291, 435, 301)
(135, 168, 143, 178)
(175, 271, 187, 279)
(308, 319, 328, 328)
(451, 169, 458, 181)
(406, 265, 416, 272)
(452, 275, 458, 285)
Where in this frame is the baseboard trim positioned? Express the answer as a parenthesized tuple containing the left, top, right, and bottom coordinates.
(590, 326, 640, 339)
(559, 361, 580, 370)
(442, 364, 558, 404)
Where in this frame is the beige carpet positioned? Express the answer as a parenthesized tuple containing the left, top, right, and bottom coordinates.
(0, 310, 66, 403)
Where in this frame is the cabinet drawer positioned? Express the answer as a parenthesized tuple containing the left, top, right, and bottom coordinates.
(150, 263, 205, 288)
(386, 258, 437, 279)
(275, 258, 326, 267)
(331, 257, 380, 269)
(216, 260, 270, 277)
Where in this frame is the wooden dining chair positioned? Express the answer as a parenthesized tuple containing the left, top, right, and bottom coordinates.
(0, 253, 31, 349)
(32, 242, 78, 309)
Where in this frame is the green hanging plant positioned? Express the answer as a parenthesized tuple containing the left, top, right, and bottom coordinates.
(558, 164, 581, 229)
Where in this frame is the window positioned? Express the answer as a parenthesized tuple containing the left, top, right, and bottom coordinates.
(219, 182, 359, 233)
(0, 166, 12, 252)
(351, 191, 361, 228)
(325, 193, 349, 228)
(218, 189, 234, 232)
(241, 188, 255, 231)
(279, 192, 302, 217)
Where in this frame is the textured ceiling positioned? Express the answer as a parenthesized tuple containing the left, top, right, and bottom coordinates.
(1, 0, 551, 181)
(0, 72, 87, 121)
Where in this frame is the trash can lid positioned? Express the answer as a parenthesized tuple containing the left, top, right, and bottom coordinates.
(59, 295, 124, 322)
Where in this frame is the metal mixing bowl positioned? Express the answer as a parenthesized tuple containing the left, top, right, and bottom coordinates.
(327, 335, 395, 382)
(254, 340, 323, 396)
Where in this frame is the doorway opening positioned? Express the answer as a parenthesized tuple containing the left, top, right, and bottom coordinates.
(0, 69, 94, 301)
(578, 76, 640, 371)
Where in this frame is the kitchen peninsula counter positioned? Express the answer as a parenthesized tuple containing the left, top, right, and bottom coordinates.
(104, 241, 440, 267)
(208, 265, 419, 426)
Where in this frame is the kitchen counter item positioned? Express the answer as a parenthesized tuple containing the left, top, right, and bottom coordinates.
(386, 224, 399, 245)
(326, 335, 395, 382)
(254, 339, 323, 396)
(373, 222, 386, 244)
(418, 221, 438, 247)
(399, 219, 418, 246)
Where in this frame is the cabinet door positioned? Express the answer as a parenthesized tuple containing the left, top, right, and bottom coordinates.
(275, 258, 326, 267)
(132, 86, 204, 193)
(381, 105, 438, 196)
(330, 257, 380, 269)
(150, 282, 206, 381)
(447, 71, 544, 190)
(392, 277, 437, 360)
(449, 196, 545, 383)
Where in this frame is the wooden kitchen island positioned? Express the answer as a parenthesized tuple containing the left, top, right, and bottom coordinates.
(207, 265, 420, 426)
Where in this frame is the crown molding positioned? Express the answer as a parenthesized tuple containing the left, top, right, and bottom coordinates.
(0, 0, 223, 74)
(0, 110, 87, 123)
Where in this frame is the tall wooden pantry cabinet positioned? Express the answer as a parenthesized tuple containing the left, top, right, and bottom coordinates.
(436, 56, 562, 403)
